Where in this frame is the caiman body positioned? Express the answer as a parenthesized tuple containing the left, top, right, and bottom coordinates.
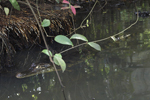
(15, 49, 96, 79)
(16, 63, 59, 78)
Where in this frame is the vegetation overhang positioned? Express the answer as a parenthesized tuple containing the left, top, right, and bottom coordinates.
(0, 1, 73, 70)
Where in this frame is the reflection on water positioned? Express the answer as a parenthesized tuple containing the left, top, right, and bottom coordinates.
(1, 0, 150, 100)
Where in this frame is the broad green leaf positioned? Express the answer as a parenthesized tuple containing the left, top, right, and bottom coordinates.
(41, 19, 50, 27)
(4, 7, 9, 16)
(53, 54, 62, 65)
(55, 0, 60, 3)
(55, 35, 73, 46)
(88, 42, 101, 51)
(56, 57, 66, 72)
(70, 34, 88, 42)
(54, 54, 66, 72)
(55, 53, 62, 58)
(9, 0, 20, 10)
(42, 49, 52, 57)
(53, 57, 59, 66)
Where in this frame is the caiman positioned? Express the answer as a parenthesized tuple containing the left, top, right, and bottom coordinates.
(16, 63, 61, 78)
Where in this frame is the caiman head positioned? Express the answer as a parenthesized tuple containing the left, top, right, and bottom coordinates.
(16, 63, 57, 78)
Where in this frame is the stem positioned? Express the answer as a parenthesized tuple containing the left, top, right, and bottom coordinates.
(25, 0, 65, 88)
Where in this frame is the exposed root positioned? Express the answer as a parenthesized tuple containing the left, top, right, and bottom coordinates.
(0, 1, 73, 68)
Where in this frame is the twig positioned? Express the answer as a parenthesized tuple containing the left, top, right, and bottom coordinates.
(92, 7, 139, 43)
(59, 9, 139, 54)
(67, 0, 107, 36)
(80, 0, 98, 27)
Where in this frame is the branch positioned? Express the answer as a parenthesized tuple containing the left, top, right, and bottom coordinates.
(25, 0, 65, 88)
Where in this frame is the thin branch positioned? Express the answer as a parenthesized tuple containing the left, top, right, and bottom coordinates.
(80, 0, 98, 27)
(59, 10, 139, 54)
(25, 0, 65, 88)
(67, 0, 107, 36)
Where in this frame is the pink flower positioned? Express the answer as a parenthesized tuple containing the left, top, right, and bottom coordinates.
(62, 0, 69, 4)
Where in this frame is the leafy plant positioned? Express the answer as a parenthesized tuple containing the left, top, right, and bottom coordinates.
(9, 0, 20, 10)
(41, 16, 101, 72)
(42, 33, 101, 72)
(56, 34, 101, 51)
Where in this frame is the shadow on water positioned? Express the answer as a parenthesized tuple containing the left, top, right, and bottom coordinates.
(2, 0, 150, 100)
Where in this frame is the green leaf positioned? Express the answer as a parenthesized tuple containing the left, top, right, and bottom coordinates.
(54, 54, 66, 72)
(88, 42, 101, 51)
(42, 49, 53, 57)
(55, 35, 73, 46)
(53, 54, 62, 65)
(9, 0, 20, 10)
(55, 53, 62, 58)
(41, 19, 50, 27)
(4, 7, 9, 16)
(55, 0, 60, 3)
(70, 34, 88, 42)
(53, 54, 62, 66)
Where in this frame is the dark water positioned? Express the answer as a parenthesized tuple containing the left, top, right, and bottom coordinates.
(1, 0, 150, 100)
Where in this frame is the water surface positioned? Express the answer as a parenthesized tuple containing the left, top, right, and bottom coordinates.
(1, 0, 150, 100)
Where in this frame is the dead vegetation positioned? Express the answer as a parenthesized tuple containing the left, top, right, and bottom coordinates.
(0, 1, 73, 69)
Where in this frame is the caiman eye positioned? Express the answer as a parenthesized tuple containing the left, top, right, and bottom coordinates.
(36, 66, 39, 68)
(16, 73, 22, 78)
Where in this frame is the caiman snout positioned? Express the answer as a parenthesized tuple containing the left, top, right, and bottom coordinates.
(16, 73, 25, 78)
